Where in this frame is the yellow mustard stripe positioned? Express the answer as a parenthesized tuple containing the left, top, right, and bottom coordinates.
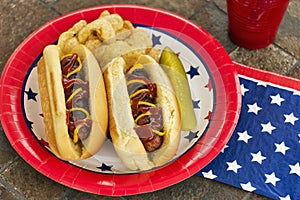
(127, 63, 143, 74)
(129, 88, 149, 99)
(69, 107, 90, 120)
(60, 53, 83, 78)
(138, 101, 155, 107)
(66, 88, 82, 104)
(152, 129, 166, 136)
(66, 57, 82, 78)
(134, 111, 151, 124)
(73, 124, 83, 143)
(60, 53, 73, 61)
(126, 79, 146, 86)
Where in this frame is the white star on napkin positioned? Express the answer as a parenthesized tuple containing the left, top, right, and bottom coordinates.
(289, 162, 300, 177)
(279, 195, 291, 200)
(221, 144, 229, 153)
(261, 122, 276, 134)
(265, 172, 280, 186)
(251, 151, 266, 164)
(293, 90, 300, 96)
(275, 141, 290, 155)
(240, 84, 249, 96)
(257, 81, 267, 87)
(202, 170, 217, 179)
(240, 182, 256, 192)
(247, 102, 262, 115)
(284, 113, 299, 125)
(237, 130, 252, 143)
(227, 160, 242, 173)
(270, 94, 285, 106)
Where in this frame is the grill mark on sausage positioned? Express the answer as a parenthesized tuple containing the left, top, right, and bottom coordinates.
(125, 64, 164, 152)
(60, 54, 91, 143)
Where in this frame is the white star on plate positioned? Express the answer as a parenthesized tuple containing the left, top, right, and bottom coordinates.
(202, 170, 217, 179)
(247, 102, 262, 115)
(265, 172, 280, 186)
(289, 162, 300, 177)
(240, 182, 256, 192)
(227, 160, 242, 173)
(257, 81, 267, 87)
(240, 84, 249, 96)
(237, 130, 252, 143)
(251, 151, 266, 164)
(284, 113, 299, 125)
(275, 141, 290, 155)
(221, 144, 229, 153)
(279, 195, 291, 200)
(298, 134, 300, 143)
(261, 122, 276, 134)
(270, 93, 285, 106)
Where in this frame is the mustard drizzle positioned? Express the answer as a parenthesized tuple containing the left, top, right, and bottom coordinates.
(128, 64, 166, 137)
(61, 54, 90, 143)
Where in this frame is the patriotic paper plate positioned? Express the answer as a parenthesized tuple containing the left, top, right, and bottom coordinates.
(0, 5, 241, 196)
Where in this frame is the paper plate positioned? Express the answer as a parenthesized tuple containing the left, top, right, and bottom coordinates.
(0, 5, 241, 196)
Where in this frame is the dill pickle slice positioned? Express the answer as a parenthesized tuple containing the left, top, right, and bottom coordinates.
(159, 47, 187, 78)
(159, 46, 197, 130)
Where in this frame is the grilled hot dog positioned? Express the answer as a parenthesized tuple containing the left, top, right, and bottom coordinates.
(37, 44, 108, 160)
(104, 53, 181, 170)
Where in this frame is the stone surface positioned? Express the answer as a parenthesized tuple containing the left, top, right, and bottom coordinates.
(276, 4, 300, 59)
(0, 159, 68, 199)
(190, 2, 237, 53)
(53, 0, 207, 19)
(214, 0, 227, 13)
(0, 184, 20, 200)
(0, 0, 299, 199)
(40, 0, 59, 4)
(230, 44, 298, 75)
(0, 127, 18, 169)
(287, 62, 300, 79)
(63, 189, 121, 200)
(126, 176, 270, 200)
(0, 0, 59, 68)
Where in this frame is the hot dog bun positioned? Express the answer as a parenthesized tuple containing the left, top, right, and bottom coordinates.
(104, 54, 181, 170)
(37, 44, 108, 160)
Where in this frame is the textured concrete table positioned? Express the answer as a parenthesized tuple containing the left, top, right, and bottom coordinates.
(0, 0, 299, 199)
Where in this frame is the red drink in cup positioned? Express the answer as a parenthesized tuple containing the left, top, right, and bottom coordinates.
(227, 0, 289, 49)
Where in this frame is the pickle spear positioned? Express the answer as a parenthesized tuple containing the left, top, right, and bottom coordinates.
(159, 46, 197, 130)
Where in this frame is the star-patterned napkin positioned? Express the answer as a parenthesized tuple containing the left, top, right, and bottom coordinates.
(197, 75, 300, 200)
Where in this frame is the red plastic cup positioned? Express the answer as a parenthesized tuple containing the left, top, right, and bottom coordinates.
(227, 0, 289, 49)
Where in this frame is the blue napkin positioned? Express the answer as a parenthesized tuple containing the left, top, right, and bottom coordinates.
(197, 75, 300, 200)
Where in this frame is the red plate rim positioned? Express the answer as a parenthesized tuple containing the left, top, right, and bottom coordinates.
(0, 4, 241, 196)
